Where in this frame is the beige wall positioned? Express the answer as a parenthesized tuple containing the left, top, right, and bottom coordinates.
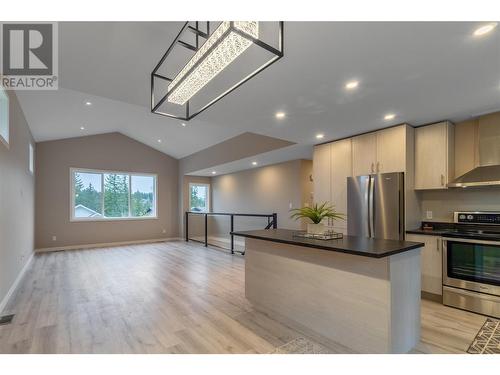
(0, 91, 35, 307)
(183, 175, 211, 239)
(177, 132, 296, 236)
(35, 132, 179, 249)
(211, 160, 313, 232)
(418, 188, 500, 222)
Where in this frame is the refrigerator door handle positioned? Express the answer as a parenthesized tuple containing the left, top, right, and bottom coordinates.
(364, 176, 371, 238)
(368, 176, 375, 238)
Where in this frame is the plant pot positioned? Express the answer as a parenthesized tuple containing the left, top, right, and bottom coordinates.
(307, 223, 326, 235)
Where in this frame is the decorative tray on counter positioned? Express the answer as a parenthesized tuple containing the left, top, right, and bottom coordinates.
(292, 231, 343, 240)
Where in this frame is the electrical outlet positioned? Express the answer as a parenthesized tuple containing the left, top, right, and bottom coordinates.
(426, 211, 433, 220)
(162, 229, 166, 234)
(289, 202, 293, 209)
(52, 235, 57, 241)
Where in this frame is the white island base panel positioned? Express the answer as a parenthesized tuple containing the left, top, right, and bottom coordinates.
(245, 238, 422, 354)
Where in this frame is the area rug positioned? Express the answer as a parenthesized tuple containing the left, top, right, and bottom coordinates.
(271, 337, 330, 354)
(467, 318, 500, 354)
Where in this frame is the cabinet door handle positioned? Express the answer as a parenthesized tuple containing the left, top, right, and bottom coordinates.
(376, 162, 380, 173)
(371, 162, 374, 173)
(437, 238, 440, 251)
(440, 174, 445, 186)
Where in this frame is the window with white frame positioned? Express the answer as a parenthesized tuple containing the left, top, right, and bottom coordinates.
(0, 86, 9, 147)
(71, 168, 157, 221)
(29, 143, 34, 174)
(189, 183, 210, 212)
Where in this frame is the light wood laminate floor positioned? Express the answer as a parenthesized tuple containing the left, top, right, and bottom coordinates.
(0, 241, 487, 354)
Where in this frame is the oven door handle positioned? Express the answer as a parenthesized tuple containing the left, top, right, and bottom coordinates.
(441, 236, 500, 246)
(442, 239, 447, 285)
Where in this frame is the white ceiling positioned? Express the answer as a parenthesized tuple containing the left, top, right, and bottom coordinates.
(17, 21, 500, 161)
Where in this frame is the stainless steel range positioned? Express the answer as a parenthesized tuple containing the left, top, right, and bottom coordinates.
(442, 211, 500, 318)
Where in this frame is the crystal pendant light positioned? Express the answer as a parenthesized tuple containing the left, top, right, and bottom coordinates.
(167, 21, 259, 105)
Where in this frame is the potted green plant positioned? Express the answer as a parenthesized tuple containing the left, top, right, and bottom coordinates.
(290, 202, 345, 235)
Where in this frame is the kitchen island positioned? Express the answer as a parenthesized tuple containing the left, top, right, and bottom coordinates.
(232, 229, 424, 353)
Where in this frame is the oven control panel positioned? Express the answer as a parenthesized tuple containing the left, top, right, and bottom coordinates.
(454, 211, 500, 225)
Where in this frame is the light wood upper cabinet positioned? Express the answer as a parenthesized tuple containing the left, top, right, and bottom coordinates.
(352, 125, 408, 176)
(406, 234, 443, 296)
(376, 126, 407, 173)
(313, 143, 331, 205)
(330, 139, 352, 227)
(415, 121, 454, 190)
(314, 124, 418, 232)
(352, 133, 377, 176)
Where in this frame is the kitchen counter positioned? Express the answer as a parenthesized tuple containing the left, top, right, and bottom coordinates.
(233, 229, 423, 258)
(406, 221, 500, 241)
(236, 229, 423, 353)
(406, 221, 458, 236)
(406, 228, 449, 236)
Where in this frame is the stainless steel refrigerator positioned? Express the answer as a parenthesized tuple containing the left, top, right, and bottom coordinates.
(347, 172, 405, 240)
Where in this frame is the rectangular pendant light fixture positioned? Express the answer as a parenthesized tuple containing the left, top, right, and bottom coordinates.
(167, 21, 259, 105)
(151, 21, 284, 121)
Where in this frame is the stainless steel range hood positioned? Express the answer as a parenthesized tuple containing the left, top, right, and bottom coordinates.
(448, 119, 500, 187)
(448, 165, 500, 187)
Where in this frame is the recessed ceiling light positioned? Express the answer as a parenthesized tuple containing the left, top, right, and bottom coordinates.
(157, 139, 162, 143)
(384, 113, 396, 121)
(316, 133, 325, 139)
(211, 171, 217, 175)
(80, 126, 85, 130)
(275, 111, 286, 119)
(181, 123, 186, 127)
(252, 161, 258, 166)
(473, 23, 497, 37)
(345, 80, 359, 90)
(85, 101, 92, 106)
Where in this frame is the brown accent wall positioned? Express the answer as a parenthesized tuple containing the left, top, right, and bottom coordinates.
(0, 91, 35, 306)
(35, 132, 179, 249)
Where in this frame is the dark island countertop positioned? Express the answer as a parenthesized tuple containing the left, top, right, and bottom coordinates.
(232, 229, 424, 259)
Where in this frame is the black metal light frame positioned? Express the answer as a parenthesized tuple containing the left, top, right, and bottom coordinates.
(151, 21, 284, 121)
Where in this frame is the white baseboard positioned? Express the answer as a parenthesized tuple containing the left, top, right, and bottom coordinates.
(0, 252, 34, 314)
(35, 237, 182, 253)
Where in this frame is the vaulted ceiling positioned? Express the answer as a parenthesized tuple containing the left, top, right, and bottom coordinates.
(17, 21, 500, 161)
